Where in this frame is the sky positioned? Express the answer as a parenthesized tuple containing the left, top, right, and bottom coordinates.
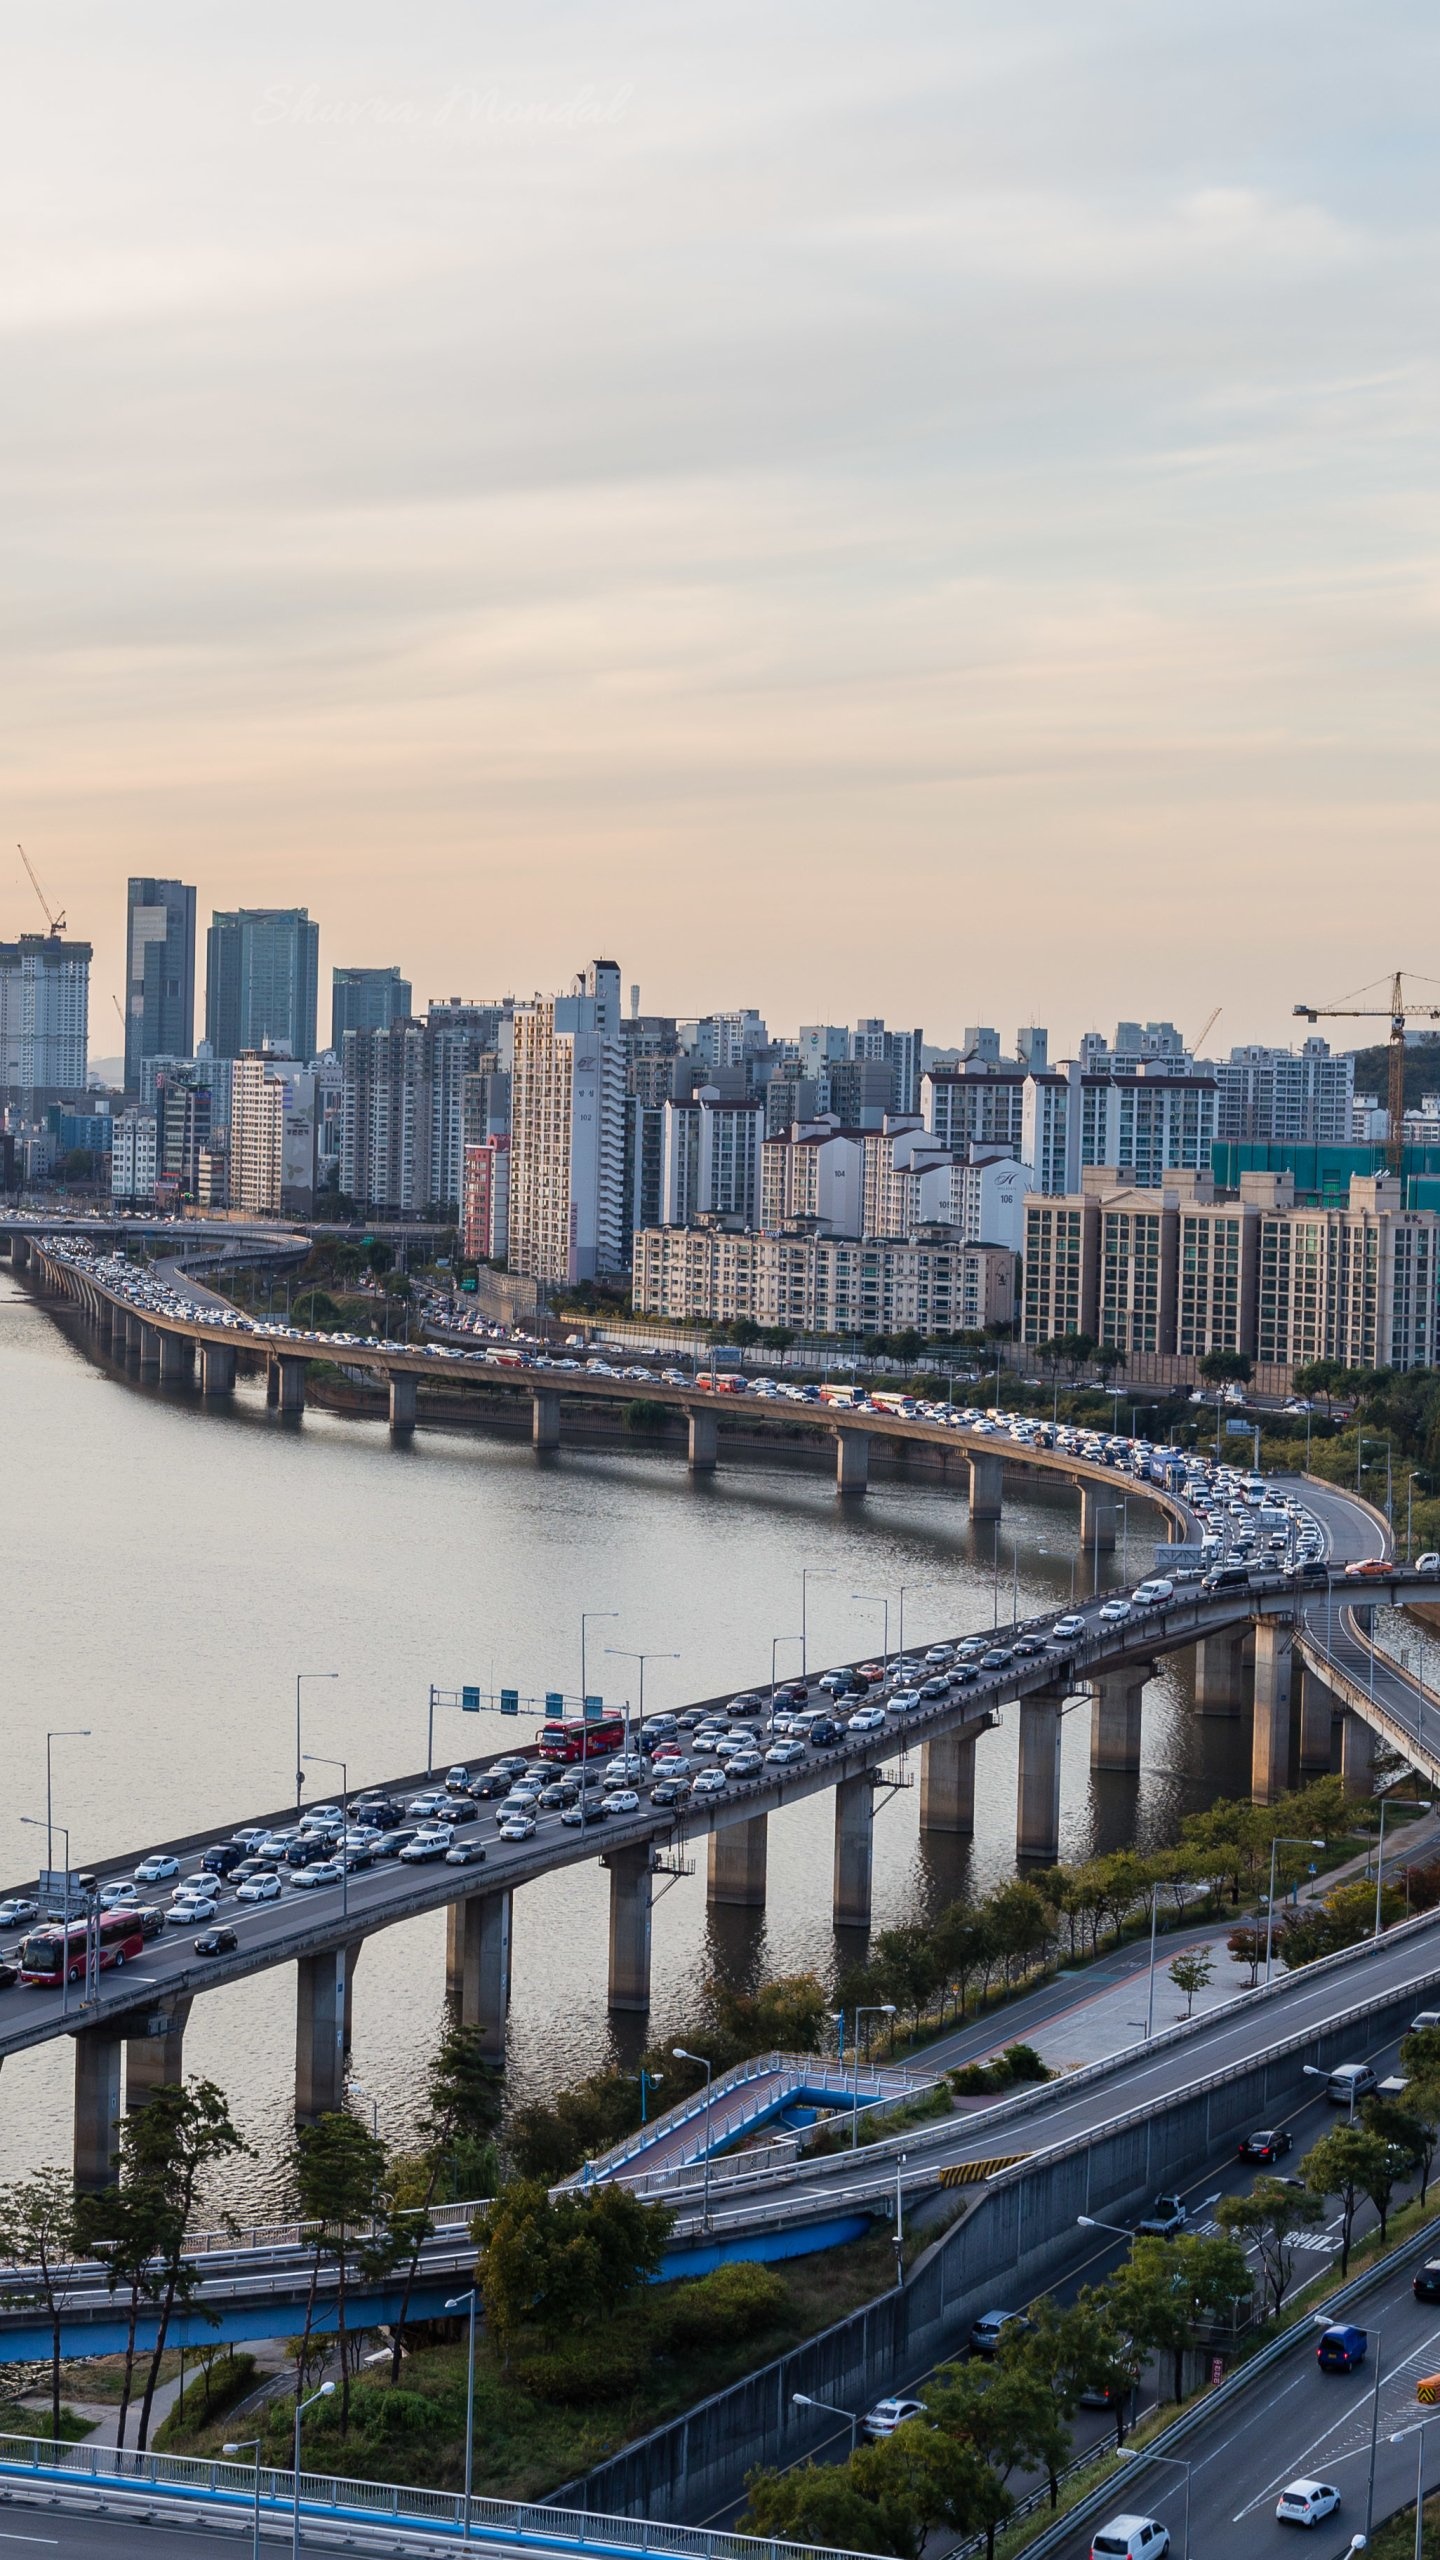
(4, 1, 1438, 1058)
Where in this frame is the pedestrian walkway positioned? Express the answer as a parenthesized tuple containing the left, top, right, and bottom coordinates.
(578, 2050, 940, 2186)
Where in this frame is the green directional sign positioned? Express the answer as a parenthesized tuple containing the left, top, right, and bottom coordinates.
(500, 1689, 519, 1717)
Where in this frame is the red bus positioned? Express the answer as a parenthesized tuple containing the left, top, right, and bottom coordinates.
(18, 1910, 145, 1987)
(536, 1714, 626, 1763)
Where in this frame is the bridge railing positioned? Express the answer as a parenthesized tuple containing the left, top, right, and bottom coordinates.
(579, 2049, 937, 2183)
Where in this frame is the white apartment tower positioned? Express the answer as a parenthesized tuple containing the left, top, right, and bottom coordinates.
(509, 963, 625, 1285)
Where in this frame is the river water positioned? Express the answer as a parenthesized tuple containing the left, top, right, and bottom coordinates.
(0, 1270, 1250, 2207)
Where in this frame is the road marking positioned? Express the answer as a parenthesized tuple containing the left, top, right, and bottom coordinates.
(1232, 2310, 1440, 2518)
(0, 2534, 60, 2546)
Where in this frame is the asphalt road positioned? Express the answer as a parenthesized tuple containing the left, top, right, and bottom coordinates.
(0, 2491, 481, 2556)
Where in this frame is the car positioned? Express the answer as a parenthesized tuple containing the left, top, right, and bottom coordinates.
(399, 1829, 454, 1863)
(370, 1827, 419, 1858)
(167, 1894, 218, 1923)
(970, 2309, 1033, 2356)
(979, 1648, 1013, 1670)
(98, 1880, 140, 1909)
(1050, 1615, 1086, 1641)
(1237, 2128, 1292, 2163)
(561, 1800, 608, 1827)
(650, 1753, 692, 1777)
(291, 1860, 344, 1891)
(444, 1765, 473, 1792)
(199, 1842, 247, 1876)
(1316, 2322, 1367, 2372)
(538, 1781, 572, 1809)
(1344, 1557, 1391, 1579)
(497, 1812, 537, 1840)
(1134, 2194, 1188, 2239)
(726, 1750, 764, 1777)
(847, 1706, 887, 1733)
(603, 1790, 642, 1817)
(468, 1771, 510, 1799)
(406, 1790, 451, 1817)
(504, 1778, 545, 1805)
(1416, 1554, 1440, 1575)
(284, 1836, 329, 1868)
(861, 2396, 928, 2440)
(1097, 1599, 1133, 1624)
(649, 1779, 690, 1808)
(133, 1905, 166, 1939)
(352, 1795, 403, 1827)
(0, 1960, 18, 1990)
(235, 1873, 282, 1903)
(229, 1826, 269, 1848)
(765, 1738, 806, 1765)
(772, 1683, 809, 1707)
(1274, 2480, 1340, 2529)
(134, 1855, 181, 1883)
(193, 1928, 239, 1957)
(1088, 2516, 1169, 2560)
(808, 1716, 845, 1746)
(445, 1840, 490, 1868)
(492, 1755, 530, 1780)
(1413, 2259, 1440, 2301)
(1326, 2063, 1378, 2106)
(0, 1898, 39, 1929)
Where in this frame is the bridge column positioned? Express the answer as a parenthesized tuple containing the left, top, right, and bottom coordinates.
(836, 1430, 870, 1494)
(74, 2029, 124, 2192)
(920, 1730, 977, 1834)
(93, 1294, 113, 1341)
(1341, 1709, 1376, 1799)
(273, 1354, 307, 1415)
(604, 1845, 653, 2011)
(10, 1234, 29, 1271)
(707, 1812, 768, 1906)
(389, 1371, 418, 1431)
(1080, 1483, 1116, 1556)
(532, 1389, 560, 1450)
(1298, 1665, 1338, 1770)
(1091, 1667, 1149, 1773)
(124, 1997, 193, 2111)
(833, 1775, 874, 1927)
(295, 1941, 362, 2120)
(200, 1342, 236, 1395)
(1017, 1690, 1065, 1861)
(137, 1321, 161, 1372)
(689, 1408, 718, 1473)
(446, 1891, 512, 2060)
(158, 1331, 193, 1384)
(1251, 1617, 1294, 1803)
(969, 1452, 1004, 1523)
(1195, 1631, 1248, 1716)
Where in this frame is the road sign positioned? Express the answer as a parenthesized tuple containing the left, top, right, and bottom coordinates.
(499, 1689, 519, 1716)
(1224, 1418, 1255, 1437)
(545, 1691, 564, 1714)
(461, 1687, 480, 1712)
(37, 1869, 81, 1898)
(583, 1696, 605, 1722)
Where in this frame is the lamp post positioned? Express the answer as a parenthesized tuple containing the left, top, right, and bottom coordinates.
(1390, 2413, 1440, 2560)
(672, 2047, 714, 2230)
(634, 2065, 664, 2125)
(222, 2436, 263, 2560)
(292, 2380, 334, 2559)
(1265, 1836, 1327, 1986)
(800, 1568, 835, 1677)
(295, 1673, 337, 1817)
(1113, 2448, 1192, 2560)
(791, 2390, 858, 2455)
(45, 1728, 89, 1883)
(896, 1582, 933, 1672)
(445, 2288, 478, 2542)
(580, 1611, 618, 1705)
(851, 2004, 897, 2148)
(770, 1635, 803, 1730)
(303, 1754, 349, 1922)
(1315, 2315, 1384, 2546)
(606, 1648, 679, 1760)
(20, 1816, 72, 2022)
(851, 1593, 890, 1682)
(1374, 1796, 1433, 1938)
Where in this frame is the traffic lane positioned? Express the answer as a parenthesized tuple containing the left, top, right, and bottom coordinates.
(0, 2489, 444, 2556)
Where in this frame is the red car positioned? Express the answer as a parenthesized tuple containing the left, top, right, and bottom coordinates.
(1345, 1559, 1392, 1580)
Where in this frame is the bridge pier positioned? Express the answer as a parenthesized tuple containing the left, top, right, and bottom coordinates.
(74, 2028, 125, 2192)
(11, 1234, 29, 1271)
(389, 1371, 418, 1431)
(969, 1452, 1004, 1524)
(689, 1409, 718, 1473)
(1298, 1665, 1338, 1771)
(125, 1997, 193, 2111)
(295, 1941, 362, 2119)
(1341, 1708, 1376, 1799)
(446, 1890, 512, 2060)
(1017, 1689, 1065, 1861)
(1080, 1483, 1116, 1558)
(1251, 1617, 1294, 1803)
(1195, 1631, 1248, 1716)
(832, 1775, 874, 1927)
(707, 1812, 768, 1906)
(532, 1389, 560, 1450)
(273, 1354, 307, 1415)
(137, 1321, 161, 1372)
(1090, 1667, 1149, 1773)
(835, 1430, 870, 1495)
(605, 1844, 653, 2011)
(200, 1342, 236, 1395)
(919, 1730, 976, 1834)
(158, 1331, 193, 1385)
(93, 1293, 113, 1341)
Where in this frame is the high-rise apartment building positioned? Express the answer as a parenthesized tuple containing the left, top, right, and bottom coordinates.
(205, 909, 319, 1062)
(0, 934, 91, 1111)
(462, 1136, 511, 1262)
(111, 1107, 158, 1204)
(633, 1226, 1013, 1337)
(229, 1053, 288, 1215)
(124, 879, 196, 1091)
(851, 1019, 924, 1116)
(508, 964, 625, 1285)
(330, 965, 412, 1050)
(659, 1091, 765, 1228)
(1214, 1040, 1353, 1145)
(922, 1063, 1027, 1156)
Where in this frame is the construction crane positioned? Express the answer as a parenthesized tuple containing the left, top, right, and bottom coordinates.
(1192, 1005, 1222, 1056)
(16, 843, 65, 936)
(1294, 972, 1440, 1171)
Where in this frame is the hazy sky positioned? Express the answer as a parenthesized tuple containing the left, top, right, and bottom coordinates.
(6, 2, 1437, 1056)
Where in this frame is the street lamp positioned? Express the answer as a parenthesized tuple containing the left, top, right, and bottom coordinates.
(1114, 2448, 1192, 2560)
(1374, 1797, 1433, 1940)
(851, 2005, 897, 2148)
(292, 2380, 334, 2559)
(1265, 1837, 1327, 1986)
(633, 2065, 664, 2125)
(1077, 2213, 1134, 2238)
(852, 1592, 890, 1680)
(672, 2047, 714, 2230)
(1315, 2314, 1384, 2545)
(580, 1611, 619, 1704)
(295, 1673, 338, 1816)
(606, 1647, 680, 1760)
(896, 1582, 933, 1669)
(1390, 2414, 1440, 2560)
(791, 2390, 858, 2455)
(445, 2288, 478, 2541)
(800, 1568, 836, 1677)
(770, 1635, 803, 1729)
(45, 1728, 89, 1882)
(303, 1755, 349, 1921)
(222, 2436, 263, 2560)
(20, 1816, 73, 2022)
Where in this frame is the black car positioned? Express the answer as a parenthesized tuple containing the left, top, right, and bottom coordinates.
(440, 1796, 477, 1826)
(538, 1782, 571, 1809)
(468, 1771, 510, 1800)
(650, 1778, 690, 1808)
(952, 1665, 979, 1686)
(200, 1841, 247, 1876)
(920, 1678, 950, 1700)
(1413, 2260, 1440, 2302)
(1237, 2128, 1292, 2164)
(808, 1716, 845, 1746)
(0, 1959, 17, 1991)
(284, 1836, 329, 1867)
(1011, 1636, 1047, 1659)
(193, 1927, 238, 1958)
(980, 1648, 1013, 1670)
(353, 1795, 402, 1827)
(561, 1800, 608, 1828)
(135, 1906, 167, 1941)
(371, 1827, 419, 1858)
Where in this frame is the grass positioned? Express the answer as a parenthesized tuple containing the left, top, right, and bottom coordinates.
(54, 2348, 184, 2405)
(0, 2403, 97, 2444)
(157, 2233, 900, 2502)
(1371, 2491, 1440, 2560)
(152, 2350, 258, 2448)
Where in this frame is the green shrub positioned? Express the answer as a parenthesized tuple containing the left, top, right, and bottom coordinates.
(153, 2351, 257, 2447)
(345, 2383, 448, 2441)
(998, 2042, 1049, 2083)
(513, 2338, 649, 2402)
(660, 2261, 786, 2348)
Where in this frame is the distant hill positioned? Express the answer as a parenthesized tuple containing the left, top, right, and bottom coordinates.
(1350, 1039, 1440, 1111)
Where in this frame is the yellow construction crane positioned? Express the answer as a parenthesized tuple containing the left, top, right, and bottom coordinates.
(1192, 1005, 1222, 1056)
(1294, 972, 1440, 1171)
(16, 842, 66, 935)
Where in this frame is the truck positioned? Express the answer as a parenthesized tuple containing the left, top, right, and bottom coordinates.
(1134, 2194, 1189, 2240)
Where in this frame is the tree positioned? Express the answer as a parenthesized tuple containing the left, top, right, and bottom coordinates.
(120, 2079, 248, 2450)
(742, 2461, 916, 2557)
(1104, 2233, 1250, 2401)
(1167, 1949, 1214, 2019)
(1358, 2100, 1425, 2239)
(475, 2180, 672, 2359)
(853, 2424, 1011, 2550)
(0, 2168, 84, 2441)
(1217, 2177, 1324, 2318)
(74, 2176, 173, 2450)
(1304, 2123, 1396, 2274)
(386, 2021, 504, 2381)
(1226, 1922, 1265, 1987)
(925, 2359, 1068, 2558)
(1293, 1358, 1347, 1416)
(293, 2110, 388, 2431)
(1199, 1350, 1254, 1387)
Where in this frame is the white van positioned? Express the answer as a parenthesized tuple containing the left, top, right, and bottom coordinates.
(1090, 2521, 1169, 2560)
(1326, 2063, 1378, 2106)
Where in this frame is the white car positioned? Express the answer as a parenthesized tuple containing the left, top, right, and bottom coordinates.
(98, 1881, 139, 1909)
(1050, 1615, 1086, 1641)
(1275, 2480, 1340, 2529)
(602, 1789, 641, 1817)
(650, 1753, 692, 1777)
(291, 1860, 344, 1890)
(888, 1688, 924, 1713)
(1418, 1553, 1440, 1576)
(847, 1705, 887, 1733)
(1131, 1578, 1174, 1605)
(1088, 2518, 1169, 2560)
(862, 2395, 928, 2440)
(235, 1873, 282, 1903)
(167, 1894, 217, 1923)
(1097, 1598, 1133, 1624)
(765, 1738, 805, 1765)
(726, 1750, 764, 1777)
(134, 1855, 181, 1883)
(497, 1812, 537, 1840)
(690, 1768, 727, 1797)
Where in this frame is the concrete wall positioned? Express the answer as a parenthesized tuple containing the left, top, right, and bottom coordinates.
(560, 1974, 1434, 2525)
